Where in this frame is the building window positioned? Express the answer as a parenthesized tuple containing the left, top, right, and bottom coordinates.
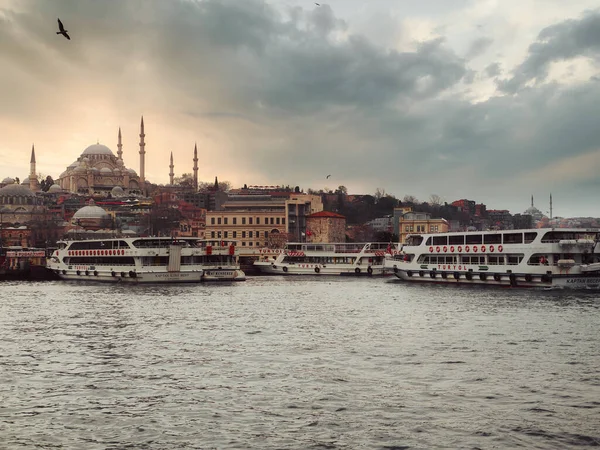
(249, 241, 253, 246)
(256, 242, 260, 247)
(217, 218, 221, 225)
(249, 231, 253, 238)
(224, 231, 228, 238)
(256, 217, 260, 225)
(224, 218, 228, 225)
(249, 217, 253, 225)
(265, 231, 268, 239)
(211, 231, 215, 238)
(242, 231, 246, 238)
(233, 217, 237, 225)
(270, 218, 274, 225)
(255, 231, 260, 238)
(282, 218, 285, 225)
(405, 226, 410, 232)
(233, 231, 237, 238)
(276, 218, 280, 225)
(211, 218, 215, 225)
(242, 242, 246, 246)
(242, 217, 246, 225)
(217, 231, 222, 238)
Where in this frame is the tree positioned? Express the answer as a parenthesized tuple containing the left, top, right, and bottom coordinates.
(336, 185, 348, 194)
(374, 188, 386, 200)
(429, 194, 443, 206)
(403, 195, 419, 204)
(40, 175, 54, 192)
(198, 180, 231, 192)
(173, 173, 194, 188)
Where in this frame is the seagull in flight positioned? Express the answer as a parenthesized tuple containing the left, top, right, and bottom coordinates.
(326, 174, 331, 179)
(57, 18, 70, 40)
(315, 2, 321, 5)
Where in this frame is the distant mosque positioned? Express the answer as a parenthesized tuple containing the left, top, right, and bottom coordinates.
(57, 117, 148, 196)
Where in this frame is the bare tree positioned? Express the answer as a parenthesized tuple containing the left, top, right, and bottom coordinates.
(403, 195, 419, 204)
(374, 188, 387, 200)
(429, 194, 443, 206)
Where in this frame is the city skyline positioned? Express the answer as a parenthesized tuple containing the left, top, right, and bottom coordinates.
(1, 0, 600, 217)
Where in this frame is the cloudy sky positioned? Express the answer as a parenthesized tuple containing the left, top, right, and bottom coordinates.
(1, 0, 600, 217)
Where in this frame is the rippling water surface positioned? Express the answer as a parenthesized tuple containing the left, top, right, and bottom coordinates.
(1, 278, 599, 449)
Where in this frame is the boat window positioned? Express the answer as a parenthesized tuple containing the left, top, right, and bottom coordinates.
(70, 240, 131, 250)
(483, 234, 502, 244)
(540, 231, 590, 242)
(524, 232, 537, 243)
(488, 256, 503, 265)
(425, 237, 432, 246)
(448, 235, 464, 245)
(432, 236, 447, 246)
(507, 254, 524, 265)
(465, 234, 482, 244)
(503, 233, 523, 244)
(406, 236, 424, 246)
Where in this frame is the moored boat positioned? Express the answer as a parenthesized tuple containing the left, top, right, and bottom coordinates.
(254, 242, 399, 276)
(47, 237, 245, 283)
(385, 228, 600, 289)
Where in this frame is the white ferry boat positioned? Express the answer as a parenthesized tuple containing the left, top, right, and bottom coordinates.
(254, 242, 399, 276)
(385, 228, 600, 289)
(47, 237, 246, 283)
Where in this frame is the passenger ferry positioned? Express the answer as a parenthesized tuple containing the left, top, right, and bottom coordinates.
(47, 237, 246, 283)
(254, 242, 399, 276)
(385, 228, 600, 289)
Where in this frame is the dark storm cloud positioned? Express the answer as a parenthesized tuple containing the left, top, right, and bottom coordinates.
(499, 9, 600, 93)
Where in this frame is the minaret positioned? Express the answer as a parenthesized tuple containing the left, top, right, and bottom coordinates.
(193, 143, 198, 191)
(214, 176, 219, 191)
(550, 193, 553, 220)
(139, 116, 146, 192)
(531, 195, 534, 208)
(29, 144, 40, 192)
(169, 152, 174, 185)
(117, 127, 123, 160)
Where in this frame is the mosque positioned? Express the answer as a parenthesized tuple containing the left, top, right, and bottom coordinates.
(56, 117, 148, 196)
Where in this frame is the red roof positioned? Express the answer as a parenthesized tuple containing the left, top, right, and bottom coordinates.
(308, 211, 345, 219)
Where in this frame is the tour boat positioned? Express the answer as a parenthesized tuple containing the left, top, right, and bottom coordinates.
(254, 242, 399, 276)
(47, 237, 246, 283)
(385, 228, 600, 289)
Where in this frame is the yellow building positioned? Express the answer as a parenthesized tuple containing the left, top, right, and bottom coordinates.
(399, 211, 449, 244)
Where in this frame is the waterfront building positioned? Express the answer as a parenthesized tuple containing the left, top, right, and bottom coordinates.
(398, 211, 449, 244)
(306, 211, 346, 243)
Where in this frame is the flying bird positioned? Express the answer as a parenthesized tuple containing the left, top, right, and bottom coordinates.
(315, 2, 320, 5)
(326, 174, 331, 179)
(57, 18, 70, 40)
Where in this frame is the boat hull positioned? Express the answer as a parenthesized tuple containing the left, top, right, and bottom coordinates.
(202, 269, 246, 281)
(254, 262, 386, 276)
(51, 268, 205, 283)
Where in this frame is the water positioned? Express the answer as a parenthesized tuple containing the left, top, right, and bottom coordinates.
(0, 278, 599, 449)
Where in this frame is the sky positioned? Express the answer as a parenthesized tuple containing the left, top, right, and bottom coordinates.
(1, 0, 600, 217)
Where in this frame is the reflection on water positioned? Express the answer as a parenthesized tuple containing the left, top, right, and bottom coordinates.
(0, 278, 598, 449)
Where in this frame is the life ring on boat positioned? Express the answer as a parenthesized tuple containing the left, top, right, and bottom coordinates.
(450, 246, 455, 252)
(490, 245, 495, 252)
(436, 246, 441, 253)
(315, 267, 320, 274)
(465, 272, 473, 281)
(429, 247, 434, 253)
(355, 267, 361, 275)
(443, 246, 448, 252)
(121, 272, 126, 277)
(93, 271, 98, 277)
(419, 271, 425, 277)
(493, 273, 501, 282)
(458, 246, 463, 253)
(406, 270, 413, 277)
(473, 246, 478, 253)
(129, 271, 137, 278)
(429, 271, 436, 279)
(465, 246, 470, 252)
(481, 245, 486, 253)
(282, 266, 288, 273)
(111, 271, 116, 277)
(525, 274, 533, 283)
(367, 266, 373, 275)
(479, 273, 487, 281)
(76, 270, 81, 276)
(454, 272, 460, 280)
(498, 245, 503, 252)
(539, 256, 547, 265)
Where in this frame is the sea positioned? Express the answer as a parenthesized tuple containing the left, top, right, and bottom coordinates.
(0, 277, 598, 449)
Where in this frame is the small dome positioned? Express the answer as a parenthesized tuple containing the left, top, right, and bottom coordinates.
(72, 203, 110, 220)
(48, 184, 62, 193)
(74, 165, 87, 173)
(100, 167, 112, 174)
(111, 186, 125, 197)
(82, 157, 90, 163)
(68, 161, 78, 169)
(21, 178, 29, 185)
(2, 177, 15, 184)
(0, 184, 36, 197)
(127, 168, 137, 174)
(82, 144, 115, 156)
(91, 167, 100, 172)
(117, 159, 124, 167)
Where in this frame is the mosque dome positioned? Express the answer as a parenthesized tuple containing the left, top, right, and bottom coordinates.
(111, 186, 125, 197)
(21, 178, 29, 185)
(72, 202, 110, 221)
(100, 167, 112, 174)
(82, 143, 115, 156)
(127, 168, 137, 174)
(48, 184, 63, 193)
(0, 184, 36, 197)
(2, 177, 15, 184)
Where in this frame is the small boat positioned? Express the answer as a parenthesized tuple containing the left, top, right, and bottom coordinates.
(385, 228, 600, 289)
(47, 237, 245, 283)
(254, 242, 399, 276)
